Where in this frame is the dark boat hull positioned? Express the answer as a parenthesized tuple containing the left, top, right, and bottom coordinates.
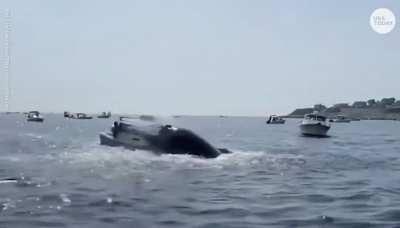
(27, 117, 44, 122)
(266, 120, 285, 124)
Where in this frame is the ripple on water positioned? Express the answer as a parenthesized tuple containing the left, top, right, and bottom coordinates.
(0, 220, 67, 227)
(156, 220, 186, 227)
(303, 193, 335, 203)
(339, 191, 375, 201)
(172, 207, 252, 222)
(374, 209, 400, 222)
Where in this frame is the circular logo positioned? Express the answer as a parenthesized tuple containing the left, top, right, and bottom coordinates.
(370, 8, 396, 34)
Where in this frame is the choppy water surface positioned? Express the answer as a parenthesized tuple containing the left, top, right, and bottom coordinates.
(1, 114, 400, 227)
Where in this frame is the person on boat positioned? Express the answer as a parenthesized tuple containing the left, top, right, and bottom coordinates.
(112, 121, 120, 137)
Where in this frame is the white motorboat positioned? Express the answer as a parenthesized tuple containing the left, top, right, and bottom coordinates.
(331, 115, 351, 123)
(27, 111, 44, 122)
(64, 111, 73, 118)
(73, 113, 93, 119)
(300, 112, 330, 137)
(266, 115, 285, 124)
(97, 112, 111, 119)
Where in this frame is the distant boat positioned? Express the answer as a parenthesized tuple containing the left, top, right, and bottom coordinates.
(139, 115, 155, 121)
(64, 111, 73, 118)
(74, 113, 93, 119)
(27, 111, 44, 122)
(331, 115, 351, 123)
(266, 115, 285, 124)
(97, 112, 111, 119)
(300, 112, 330, 137)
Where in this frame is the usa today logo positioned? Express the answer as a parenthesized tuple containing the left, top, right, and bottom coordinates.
(370, 8, 396, 34)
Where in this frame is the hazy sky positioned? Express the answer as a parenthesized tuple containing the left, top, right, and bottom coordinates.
(0, 0, 399, 116)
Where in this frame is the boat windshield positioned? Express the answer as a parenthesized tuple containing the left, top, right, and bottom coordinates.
(29, 111, 40, 116)
(305, 114, 326, 121)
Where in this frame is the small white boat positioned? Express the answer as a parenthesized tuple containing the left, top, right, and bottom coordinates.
(64, 111, 73, 118)
(266, 115, 285, 124)
(300, 112, 330, 137)
(27, 111, 44, 122)
(97, 112, 111, 119)
(331, 115, 351, 123)
(74, 113, 93, 119)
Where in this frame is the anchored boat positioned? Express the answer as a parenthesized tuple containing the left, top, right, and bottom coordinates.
(97, 112, 111, 119)
(300, 112, 330, 137)
(266, 115, 285, 124)
(74, 113, 93, 119)
(27, 111, 44, 122)
(331, 115, 351, 123)
(64, 111, 73, 118)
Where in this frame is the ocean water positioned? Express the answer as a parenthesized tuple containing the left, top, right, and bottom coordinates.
(1, 114, 400, 227)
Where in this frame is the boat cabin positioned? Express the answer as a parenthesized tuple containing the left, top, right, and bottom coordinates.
(304, 114, 327, 122)
(28, 111, 40, 117)
(76, 113, 88, 118)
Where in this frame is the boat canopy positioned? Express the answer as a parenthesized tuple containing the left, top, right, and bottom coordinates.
(28, 111, 40, 115)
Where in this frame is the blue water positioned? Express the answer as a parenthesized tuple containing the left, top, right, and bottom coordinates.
(1, 114, 400, 227)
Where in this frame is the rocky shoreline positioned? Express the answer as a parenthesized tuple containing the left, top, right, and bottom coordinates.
(286, 98, 400, 120)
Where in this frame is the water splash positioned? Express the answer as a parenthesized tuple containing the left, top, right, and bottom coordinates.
(57, 141, 305, 179)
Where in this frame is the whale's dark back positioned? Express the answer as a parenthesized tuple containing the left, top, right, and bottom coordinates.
(156, 128, 220, 158)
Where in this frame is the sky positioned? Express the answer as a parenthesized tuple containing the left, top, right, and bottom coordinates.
(0, 0, 399, 116)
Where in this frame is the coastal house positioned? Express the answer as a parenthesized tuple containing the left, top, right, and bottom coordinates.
(333, 103, 350, 108)
(386, 105, 400, 113)
(381, 97, 396, 106)
(289, 108, 314, 117)
(313, 104, 327, 112)
(352, 101, 367, 108)
(367, 99, 376, 107)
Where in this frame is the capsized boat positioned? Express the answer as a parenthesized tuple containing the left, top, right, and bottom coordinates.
(27, 111, 44, 122)
(99, 118, 231, 158)
(300, 112, 330, 137)
(266, 115, 285, 124)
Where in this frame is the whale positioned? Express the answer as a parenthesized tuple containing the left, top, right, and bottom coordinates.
(99, 118, 231, 158)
